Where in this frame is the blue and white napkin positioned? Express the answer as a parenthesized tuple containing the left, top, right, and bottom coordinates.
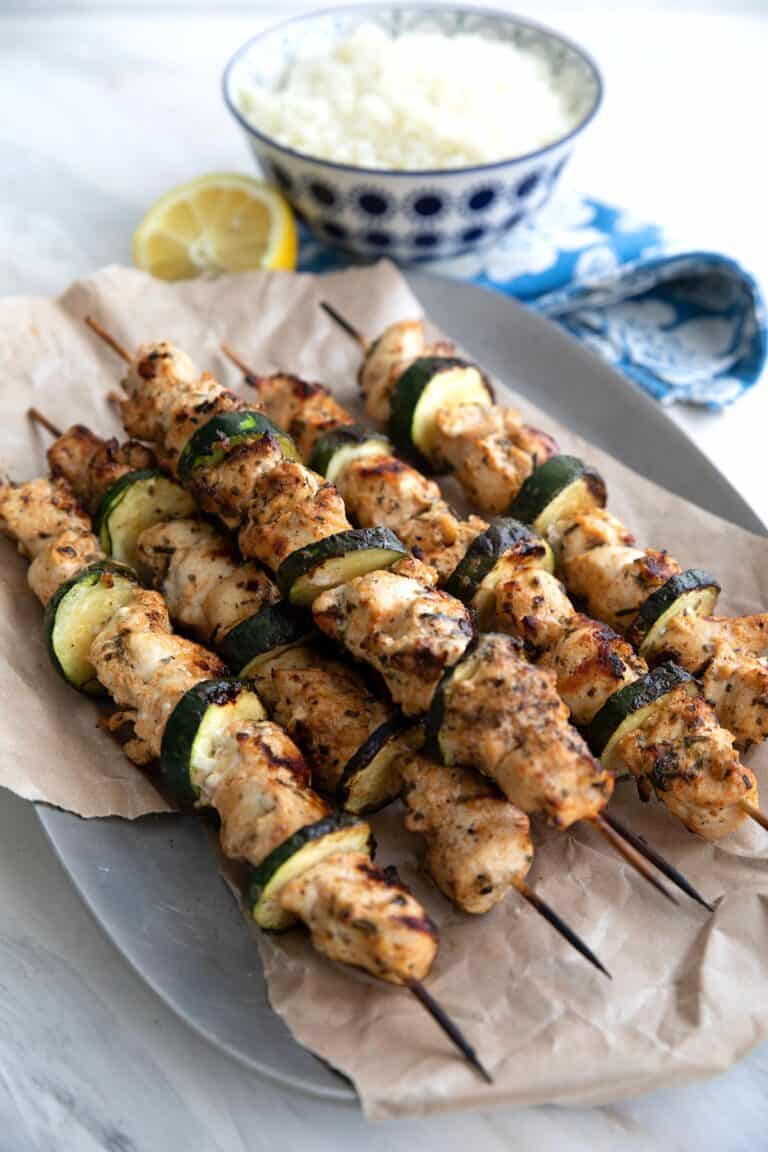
(298, 196, 766, 410)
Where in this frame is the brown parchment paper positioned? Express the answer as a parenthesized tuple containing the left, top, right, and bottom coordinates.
(2, 261, 768, 1119)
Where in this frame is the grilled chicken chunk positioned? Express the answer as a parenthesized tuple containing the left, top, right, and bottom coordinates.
(611, 684, 756, 838)
(401, 755, 533, 914)
(189, 433, 286, 529)
(250, 372, 355, 460)
(0, 477, 90, 559)
(238, 460, 352, 571)
(335, 451, 442, 529)
(281, 850, 438, 984)
(564, 542, 682, 634)
(432, 402, 557, 515)
(542, 614, 647, 726)
(493, 563, 574, 657)
(138, 517, 278, 644)
(359, 319, 426, 423)
(313, 570, 474, 716)
(28, 527, 104, 604)
(438, 634, 613, 828)
(47, 425, 156, 514)
(119, 342, 204, 444)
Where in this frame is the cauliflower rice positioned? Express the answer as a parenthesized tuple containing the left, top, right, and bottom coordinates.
(236, 23, 577, 171)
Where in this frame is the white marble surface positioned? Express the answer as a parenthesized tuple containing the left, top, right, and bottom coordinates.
(2, 3, 768, 1148)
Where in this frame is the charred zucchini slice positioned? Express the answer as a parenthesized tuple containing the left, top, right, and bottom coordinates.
(177, 410, 299, 481)
(585, 662, 698, 771)
(341, 717, 422, 814)
(247, 813, 373, 930)
(508, 455, 607, 535)
(95, 469, 196, 572)
(44, 561, 139, 693)
(217, 602, 314, 676)
(423, 640, 478, 763)
(277, 527, 407, 607)
(160, 678, 266, 805)
(628, 569, 721, 657)
(308, 423, 391, 484)
(389, 356, 492, 469)
(443, 519, 554, 628)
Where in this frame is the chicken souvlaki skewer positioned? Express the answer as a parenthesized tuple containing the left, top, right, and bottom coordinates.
(29, 410, 612, 977)
(321, 304, 768, 761)
(316, 305, 766, 837)
(85, 321, 707, 907)
(0, 461, 496, 1084)
(223, 338, 760, 853)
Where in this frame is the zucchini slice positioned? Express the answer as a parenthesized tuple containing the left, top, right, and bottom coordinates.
(508, 455, 607, 535)
(277, 527, 408, 607)
(423, 640, 479, 763)
(44, 561, 139, 693)
(177, 410, 300, 482)
(308, 424, 392, 485)
(585, 662, 698, 771)
(95, 469, 197, 572)
(628, 569, 721, 657)
(160, 678, 266, 805)
(217, 603, 314, 676)
(341, 717, 422, 814)
(389, 356, 493, 468)
(444, 519, 554, 603)
(247, 813, 373, 930)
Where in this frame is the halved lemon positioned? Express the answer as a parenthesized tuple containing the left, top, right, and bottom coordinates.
(133, 173, 298, 281)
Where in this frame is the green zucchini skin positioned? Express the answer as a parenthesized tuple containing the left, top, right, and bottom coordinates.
(627, 569, 721, 649)
(585, 662, 695, 757)
(508, 455, 606, 525)
(160, 678, 245, 805)
(217, 602, 313, 675)
(339, 714, 408, 811)
(276, 527, 407, 605)
(246, 812, 373, 924)
(94, 468, 197, 569)
(423, 639, 478, 762)
(308, 423, 390, 478)
(443, 519, 541, 603)
(177, 410, 299, 482)
(388, 356, 493, 470)
(94, 468, 157, 546)
(43, 560, 139, 693)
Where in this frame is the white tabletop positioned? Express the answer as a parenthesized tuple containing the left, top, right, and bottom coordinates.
(2, 3, 767, 1148)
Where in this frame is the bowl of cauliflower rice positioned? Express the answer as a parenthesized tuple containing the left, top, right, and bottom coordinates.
(222, 4, 602, 263)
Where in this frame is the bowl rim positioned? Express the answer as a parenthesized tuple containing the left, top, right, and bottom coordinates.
(221, 1, 604, 179)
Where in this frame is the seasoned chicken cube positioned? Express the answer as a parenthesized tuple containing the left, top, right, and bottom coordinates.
(493, 565, 574, 656)
(0, 477, 90, 559)
(119, 341, 202, 443)
(542, 614, 647, 725)
(563, 544, 682, 633)
(281, 850, 437, 984)
(399, 505, 488, 583)
(313, 570, 474, 716)
(438, 633, 612, 827)
(188, 432, 286, 528)
(47, 425, 156, 513)
(251, 373, 355, 460)
(250, 644, 391, 793)
(359, 319, 426, 423)
(163, 385, 245, 469)
(555, 508, 635, 562)
(401, 755, 532, 914)
(611, 685, 757, 839)
(28, 528, 103, 604)
(334, 452, 441, 530)
(238, 460, 351, 571)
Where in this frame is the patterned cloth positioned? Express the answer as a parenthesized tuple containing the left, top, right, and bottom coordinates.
(298, 196, 766, 409)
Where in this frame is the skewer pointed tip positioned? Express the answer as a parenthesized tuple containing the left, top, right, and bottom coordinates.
(592, 813, 679, 907)
(84, 316, 132, 364)
(601, 812, 713, 912)
(319, 300, 368, 349)
(27, 407, 62, 439)
(409, 981, 493, 1084)
(517, 881, 611, 978)
(220, 342, 257, 381)
(740, 798, 768, 834)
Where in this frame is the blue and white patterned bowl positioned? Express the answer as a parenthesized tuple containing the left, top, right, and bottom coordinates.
(222, 4, 603, 265)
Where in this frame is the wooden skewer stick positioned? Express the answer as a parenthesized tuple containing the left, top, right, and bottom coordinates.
(220, 342, 259, 382)
(601, 812, 713, 912)
(319, 301, 369, 349)
(740, 798, 768, 833)
(85, 316, 132, 364)
(28, 408, 62, 438)
(410, 981, 493, 1084)
(592, 814, 678, 905)
(516, 881, 610, 978)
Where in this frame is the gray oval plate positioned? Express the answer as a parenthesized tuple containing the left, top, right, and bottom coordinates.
(36, 273, 765, 1103)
